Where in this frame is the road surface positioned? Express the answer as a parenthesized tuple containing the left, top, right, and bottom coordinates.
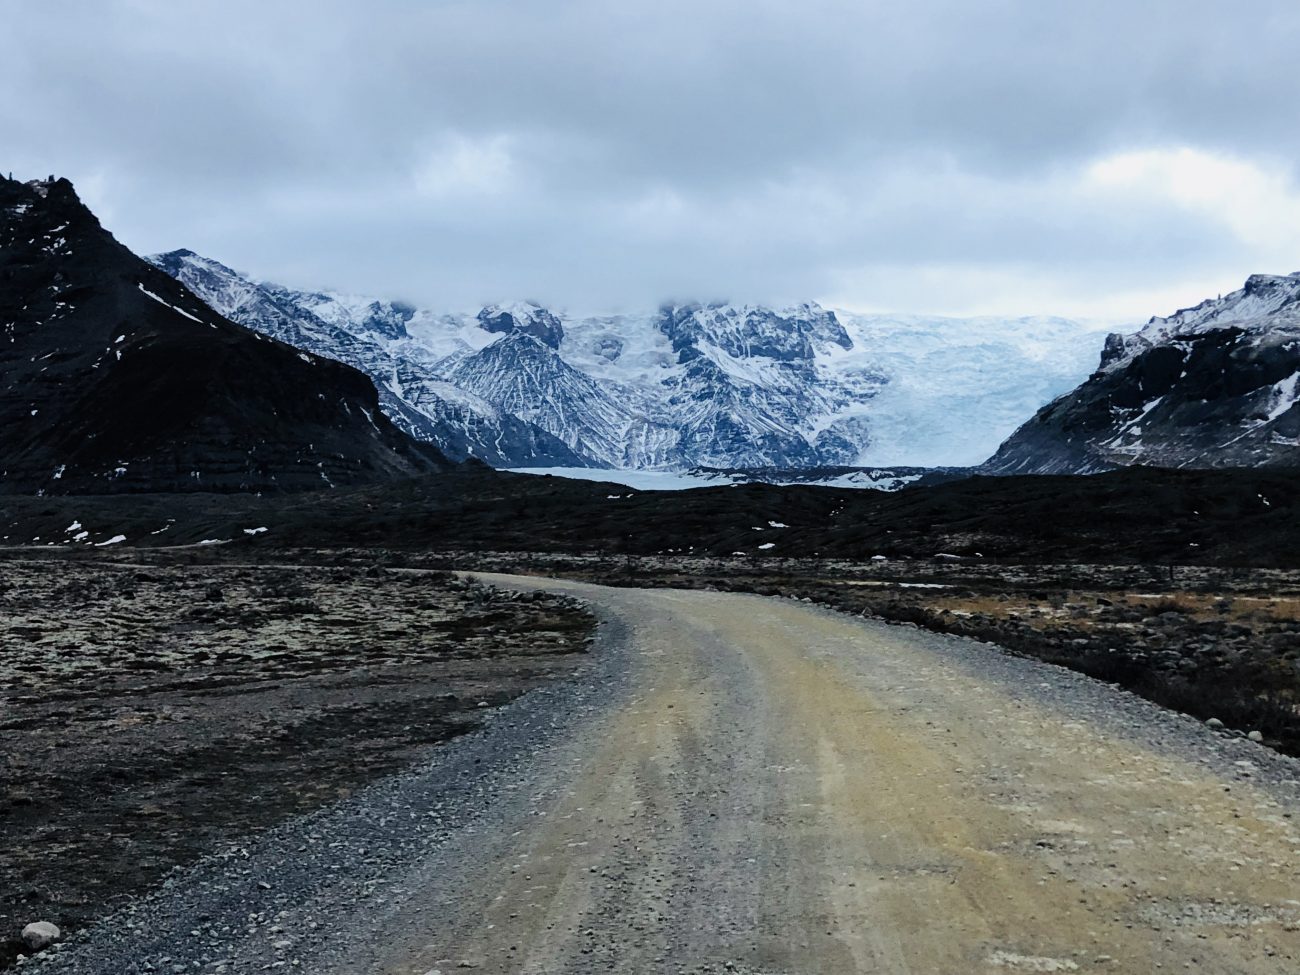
(36, 577, 1300, 975)
(336, 577, 1300, 975)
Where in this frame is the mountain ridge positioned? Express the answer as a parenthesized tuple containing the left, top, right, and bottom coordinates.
(153, 251, 1108, 472)
(985, 272, 1300, 474)
(151, 249, 588, 469)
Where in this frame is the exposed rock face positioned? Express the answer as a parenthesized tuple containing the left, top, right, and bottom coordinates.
(654, 303, 860, 468)
(477, 301, 565, 349)
(444, 332, 678, 468)
(0, 176, 448, 495)
(984, 273, 1300, 474)
(658, 301, 852, 365)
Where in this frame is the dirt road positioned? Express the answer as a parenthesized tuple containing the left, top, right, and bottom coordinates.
(329, 576, 1300, 975)
(35, 577, 1300, 974)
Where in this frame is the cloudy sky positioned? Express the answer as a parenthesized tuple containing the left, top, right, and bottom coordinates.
(5, 0, 1300, 321)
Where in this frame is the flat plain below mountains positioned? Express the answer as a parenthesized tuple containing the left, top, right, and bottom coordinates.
(4, 465, 1300, 970)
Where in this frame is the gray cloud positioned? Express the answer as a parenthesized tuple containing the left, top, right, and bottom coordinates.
(4, 0, 1299, 319)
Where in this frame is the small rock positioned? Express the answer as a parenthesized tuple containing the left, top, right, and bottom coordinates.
(1248, 730, 1264, 743)
(1206, 717, 1225, 730)
(22, 921, 61, 951)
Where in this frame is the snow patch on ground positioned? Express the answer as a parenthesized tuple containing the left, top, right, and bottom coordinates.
(138, 284, 205, 324)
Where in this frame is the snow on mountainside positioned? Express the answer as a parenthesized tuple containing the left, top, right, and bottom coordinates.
(149, 251, 587, 468)
(652, 303, 868, 468)
(151, 251, 1108, 472)
(985, 272, 1300, 473)
(444, 331, 679, 468)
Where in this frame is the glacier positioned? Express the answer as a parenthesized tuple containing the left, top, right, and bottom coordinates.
(150, 250, 1111, 472)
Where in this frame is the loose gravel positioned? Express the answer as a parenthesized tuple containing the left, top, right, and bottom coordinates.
(21, 596, 632, 975)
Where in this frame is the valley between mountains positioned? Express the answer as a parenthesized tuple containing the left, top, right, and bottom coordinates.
(22, 575, 1300, 975)
(5, 169, 1300, 975)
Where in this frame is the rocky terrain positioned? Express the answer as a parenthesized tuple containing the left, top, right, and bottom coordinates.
(21, 576, 1300, 974)
(0, 178, 447, 495)
(986, 271, 1300, 474)
(0, 553, 594, 968)
(3, 464, 1298, 567)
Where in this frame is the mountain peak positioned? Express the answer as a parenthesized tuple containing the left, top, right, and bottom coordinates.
(658, 301, 852, 367)
(153, 247, 201, 263)
(4, 173, 76, 201)
(1243, 271, 1300, 296)
(477, 301, 565, 349)
(986, 273, 1300, 474)
(149, 248, 229, 277)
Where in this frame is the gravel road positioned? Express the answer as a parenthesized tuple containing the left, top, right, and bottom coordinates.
(30, 576, 1300, 975)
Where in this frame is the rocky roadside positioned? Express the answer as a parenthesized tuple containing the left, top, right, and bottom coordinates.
(13, 582, 633, 975)
(0, 555, 595, 969)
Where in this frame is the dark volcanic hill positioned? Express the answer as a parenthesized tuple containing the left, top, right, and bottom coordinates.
(985, 273, 1300, 474)
(0, 175, 448, 494)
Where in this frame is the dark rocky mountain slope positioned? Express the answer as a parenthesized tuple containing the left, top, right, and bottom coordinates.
(986, 273, 1300, 474)
(0, 175, 448, 494)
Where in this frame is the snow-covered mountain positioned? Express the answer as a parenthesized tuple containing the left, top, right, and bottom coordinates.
(150, 251, 587, 468)
(985, 272, 1300, 473)
(444, 331, 679, 468)
(152, 251, 1109, 471)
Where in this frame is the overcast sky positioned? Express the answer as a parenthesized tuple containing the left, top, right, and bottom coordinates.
(5, 0, 1300, 321)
